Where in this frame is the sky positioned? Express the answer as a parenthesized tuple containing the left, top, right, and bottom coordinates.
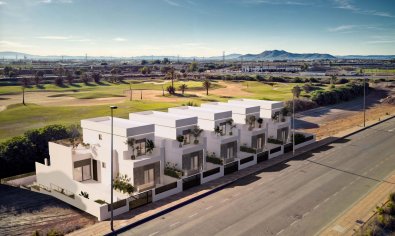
(0, 0, 394, 57)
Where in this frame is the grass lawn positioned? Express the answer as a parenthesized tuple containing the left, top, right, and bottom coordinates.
(0, 80, 324, 142)
(362, 69, 395, 75)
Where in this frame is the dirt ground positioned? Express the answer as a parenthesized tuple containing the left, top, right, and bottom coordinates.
(302, 103, 395, 140)
(0, 184, 96, 236)
(0, 81, 258, 111)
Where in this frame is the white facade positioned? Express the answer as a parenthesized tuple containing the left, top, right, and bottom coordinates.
(129, 111, 206, 177)
(228, 99, 291, 143)
(200, 102, 268, 152)
(168, 106, 239, 164)
(33, 98, 315, 222)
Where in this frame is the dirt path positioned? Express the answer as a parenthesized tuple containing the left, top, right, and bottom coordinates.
(0, 184, 96, 236)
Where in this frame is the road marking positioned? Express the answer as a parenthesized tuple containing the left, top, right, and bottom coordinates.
(314, 204, 320, 210)
(221, 198, 229, 203)
(188, 213, 198, 218)
(291, 220, 299, 226)
(388, 129, 394, 132)
(341, 186, 347, 191)
(323, 197, 330, 203)
(349, 181, 355, 185)
(149, 232, 159, 236)
(333, 191, 339, 196)
(206, 205, 213, 210)
(170, 222, 180, 227)
(276, 229, 285, 235)
(302, 212, 310, 218)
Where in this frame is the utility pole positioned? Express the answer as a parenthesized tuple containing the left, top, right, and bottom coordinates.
(110, 106, 117, 232)
(363, 78, 366, 127)
(292, 93, 295, 156)
(85, 53, 88, 62)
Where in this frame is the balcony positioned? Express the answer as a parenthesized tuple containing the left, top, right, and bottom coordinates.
(123, 146, 160, 161)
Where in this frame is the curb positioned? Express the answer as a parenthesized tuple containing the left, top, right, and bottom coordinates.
(106, 115, 395, 235)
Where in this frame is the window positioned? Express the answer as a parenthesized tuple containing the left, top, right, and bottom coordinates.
(98, 134, 102, 140)
(182, 150, 203, 171)
(102, 162, 106, 168)
(182, 129, 191, 144)
(219, 122, 227, 135)
(221, 141, 237, 159)
(252, 133, 265, 150)
(73, 159, 92, 182)
(143, 168, 154, 186)
(135, 138, 146, 156)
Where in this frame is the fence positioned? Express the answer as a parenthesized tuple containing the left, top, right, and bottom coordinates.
(155, 182, 178, 195)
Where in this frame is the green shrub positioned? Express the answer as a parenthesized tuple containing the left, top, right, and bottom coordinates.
(240, 146, 257, 154)
(113, 174, 135, 195)
(206, 155, 223, 165)
(94, 199, 107, 205)
(267, 138, 283, 145)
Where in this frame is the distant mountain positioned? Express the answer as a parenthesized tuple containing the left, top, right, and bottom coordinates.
(238, 50, 336, 61)
(337, 55, 395, 60)
(0, 50, 393, 61)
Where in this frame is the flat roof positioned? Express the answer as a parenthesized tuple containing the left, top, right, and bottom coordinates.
(168, 106, 232, 121)
(81, 116, 154, 137)
(129, 110, 198, 128)
(228, 99, 284, 109)
(200, 102, 260, 115)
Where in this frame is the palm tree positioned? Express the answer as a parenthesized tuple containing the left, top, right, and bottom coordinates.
(330, 75, 337, 85)
(20, 77, 30, 105)
(179, 84, 188, 95)
(292, 85, 301, 98)
(202, 79, 211, 95)
(166, 67, 175, 88)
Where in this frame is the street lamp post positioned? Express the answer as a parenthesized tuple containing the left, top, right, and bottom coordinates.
(292, 94, 295, 156)
(363, 78, 366, 127)
(110, 106, 117, 231)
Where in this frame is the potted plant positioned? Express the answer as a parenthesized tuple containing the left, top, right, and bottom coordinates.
(125, 138, 136, 159)
(176, 135, 184, 147)
(191, 126, 203, 144)
(245, 115, 256, 130)
(271, 112, 279, 122)
(257, 118, 263, 128)
(214, 126, 222, 136)
(227, 119, 236, 135)
(146, 139, 155, 154)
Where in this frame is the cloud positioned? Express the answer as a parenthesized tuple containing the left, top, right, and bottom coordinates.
(244, 0, 311, 6)
(38, 0, 72, 4)
(164, 0, 180, 7)
(37, 35, 72, 40)
(113, 37, 127, 42)
(333, 0, 393, 18)
(328, 25, 356, 32)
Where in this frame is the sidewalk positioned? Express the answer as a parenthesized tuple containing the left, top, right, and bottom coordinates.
(68, 115, 394, 236)
(319, 173, 395, 236)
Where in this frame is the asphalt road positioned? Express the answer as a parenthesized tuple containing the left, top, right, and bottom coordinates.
(120, 118, 395, 236)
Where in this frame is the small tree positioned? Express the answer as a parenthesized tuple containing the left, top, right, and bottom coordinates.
(202, 79, 212, 95)
(179, 84, 188, 95)
(81, 73, 90, 85)
(92, 72, 101, 84)
(65, 70, 73, 85)
(191, 126, 203, 144)
(113, 174, 135, 195)
(146, 139, 155, 154)
(166, 85, 176, 94)
(19, 77, 30, 105)
(176, 135, 184, 147)
(257, 118, 263, 128)
(292, 85, 301, 98)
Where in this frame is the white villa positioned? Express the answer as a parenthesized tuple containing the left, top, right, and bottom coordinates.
(33, 98, 315, 221)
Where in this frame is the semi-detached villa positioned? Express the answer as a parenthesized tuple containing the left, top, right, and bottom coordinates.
(34, 99, 316, 221)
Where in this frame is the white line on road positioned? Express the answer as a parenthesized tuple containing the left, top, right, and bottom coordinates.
(221, 198, 229, 203)
(313, 204, 320, 210)
(188, 213, 198, 218)
(333, 191, 339, 196)
(291, 220, 299, 226)
(206, 205, 213, 210)
(148, 231, 159, 236)
(276, 229, 285, 235)
(170, 222, 180, 227)
(323, 197, 330, 203)
(302, 212, 310, 218)
(341, 186, 347, 191)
